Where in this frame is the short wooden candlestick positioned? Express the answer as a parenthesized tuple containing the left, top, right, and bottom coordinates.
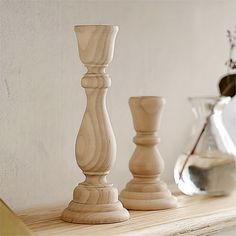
(61, 25, 129, 224)
(120, 96, 177, 210)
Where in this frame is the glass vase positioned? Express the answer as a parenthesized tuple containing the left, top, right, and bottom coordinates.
(174, 96, 236, 196)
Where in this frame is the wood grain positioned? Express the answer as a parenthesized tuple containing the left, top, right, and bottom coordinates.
(61, 25, 129, 224)
(19, 191, 236, 235)
(120, 97, 177, 210)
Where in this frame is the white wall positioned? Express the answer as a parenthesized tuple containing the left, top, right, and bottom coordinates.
(1, 0, 236, 211)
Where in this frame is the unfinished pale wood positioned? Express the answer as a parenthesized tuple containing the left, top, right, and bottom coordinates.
(19, 191, 236, 235)
(0, 199, 33, 235)
(61, 25, 129, 224)
(120, 96, 177, 210)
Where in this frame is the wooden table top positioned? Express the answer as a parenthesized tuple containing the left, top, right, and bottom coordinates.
(18, 190, 236, 236)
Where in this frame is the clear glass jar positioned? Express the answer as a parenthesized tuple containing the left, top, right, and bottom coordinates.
(174, 96, 236, 196)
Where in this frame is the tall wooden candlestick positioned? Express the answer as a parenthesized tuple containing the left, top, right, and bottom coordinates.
(120, 96, 177, 210)
(61, 25, 129, 224)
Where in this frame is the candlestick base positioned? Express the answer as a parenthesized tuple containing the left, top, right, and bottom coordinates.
(62, 184, 129, 224)
(120, 178, 177, 210)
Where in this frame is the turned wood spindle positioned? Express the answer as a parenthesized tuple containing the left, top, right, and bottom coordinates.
(119, 96, 177, 210)
(61, 25, 129, 224)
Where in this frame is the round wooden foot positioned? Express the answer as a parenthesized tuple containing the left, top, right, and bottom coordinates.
(61, 201, 129, 224)
(120, 179, 177, 210)
(62, 184, 129, 224)
(119, 192, 177, 210)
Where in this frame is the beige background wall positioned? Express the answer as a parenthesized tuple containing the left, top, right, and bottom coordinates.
(1, 0, 236, 210)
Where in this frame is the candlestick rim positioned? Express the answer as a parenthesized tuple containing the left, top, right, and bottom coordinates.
(129, 96, 164, 99)
(129, 96, 166, 104)
(74, 25, 119, 31)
